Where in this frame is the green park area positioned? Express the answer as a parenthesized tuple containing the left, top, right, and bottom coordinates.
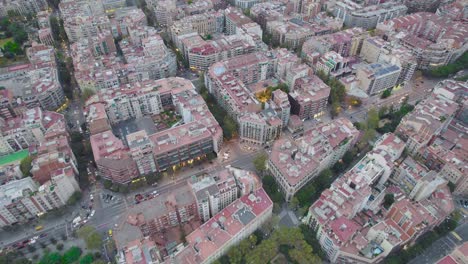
(0, 37, 13, 48)
(0, 150, 29, 166)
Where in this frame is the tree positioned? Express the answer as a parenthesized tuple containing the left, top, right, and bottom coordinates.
(62, 246, 82, 264)
(145, 173, 161, 186)
(20, 156, 34, 177)
(378, 106, 388, 118)
(79, 254, 94, 264)
(227, 247, 243, 264)
(222, 116, 237, 140)
(427, 51, 468, 78)
(330, 102, 340, 118)
(39, 252, 62, 264)
(67, 191, 82, 206)
(77, 226, 103, 250)
(253, 153, 268, 175)
(383, 194, 395, 209)
(262, 175, 284, 204)
(381, 89, 392, 99)
(273, 203, 281, 214)
(289, 197, 299, 210)
(56, 243, 64, 251)
(367, 108, 379, 130)
(81, 88, 96, 103)
(262, 215, 279, 234)
(448, 182, 456, 192)
(50, 237, 57, 244)
(3, 41, 21, 54)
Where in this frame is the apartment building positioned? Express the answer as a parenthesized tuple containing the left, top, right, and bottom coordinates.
(360, 37, 417, 86)
(124, 184, 198, 237)
(111, 7, 147, 37)
(189, 167, 261, 222)
(183, 0, 214, 15)
(71, 28, 176, 92)
(225, 6, 254, 35)
(305, 133, 454, 263)
(396, 81, 461, 155)
(88, 78, 223, 183)
(268, 118, 359, 201)
(31, 123, 78, 185)
(302, 27, 369, 65)
(170, 11, 224, 42)
(0, 45, 65, 112)
(187, 35, 257, 71)
(250, 1, 286, 30)
(146, 0, 177, 27)
(0, 107, 66, 156)
(423, 122, 467, 197)
(415, 80, 467, 196)
(169, 188, 273, 264)
(239, 110, 282, 146)
(91, 131, 139, 184)
(0, 117, 79, 227)
(266, 18, 334, 50)
(271, 89, 290, 128)
(289, 75, 331, 120)
(126, 131, 157, 177)
(334, 0, 407, 29)
(205, 52, 276, 95)
(356, 62, 401, 95)
(376, 12, 468, 69)
(0, 0, 47, 17)
(85, 103, 111, 135)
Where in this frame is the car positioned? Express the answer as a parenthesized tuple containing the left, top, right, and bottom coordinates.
(39, 233, 47, 238)
(90, 210, 95, 217)
(152, 190, 158, 195)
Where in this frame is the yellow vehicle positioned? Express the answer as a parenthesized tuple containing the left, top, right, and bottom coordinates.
(108, 229, 113, 237)
(35, 226, 43, 231)
(451, 231, 462, 241)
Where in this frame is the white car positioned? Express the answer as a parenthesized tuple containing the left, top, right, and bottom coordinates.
(90, 210, 95, 217)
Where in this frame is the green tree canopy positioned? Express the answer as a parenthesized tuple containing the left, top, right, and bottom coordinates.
(39, 252, 62, 264)
(253, 153, 268, 174)
(77, 226, 103, 250)
(3, 41, 21, 54)
(81, 88, 96, 103)
(20, 155, 34, 177)
(62, 246, 82, 264)
(245, 227, 321, 264)
(381, 89, 392, 99)
(367, 108, 380, 130)
(383, 194, 395, 209)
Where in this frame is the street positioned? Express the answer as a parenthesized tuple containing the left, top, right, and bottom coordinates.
(408, 222, 468, 264)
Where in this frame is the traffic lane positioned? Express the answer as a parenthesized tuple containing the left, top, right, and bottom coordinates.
(408, 222, 467, 264)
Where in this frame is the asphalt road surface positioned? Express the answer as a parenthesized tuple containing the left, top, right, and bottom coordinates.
(408, 222, 468, 264)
